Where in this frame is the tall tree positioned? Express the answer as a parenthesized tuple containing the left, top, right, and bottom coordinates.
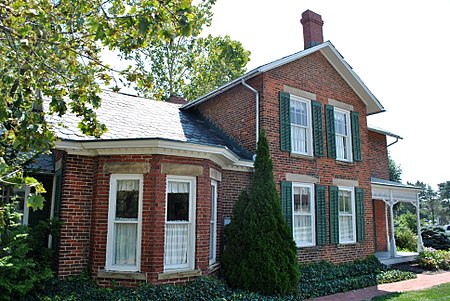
(122, 0, 251, 101)
(1, 0, 195, 206)
(222, 131, 299, 295)
(408, 181, 440, 224)
(388, 152, 402, 183)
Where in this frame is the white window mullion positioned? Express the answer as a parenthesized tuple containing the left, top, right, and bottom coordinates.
(290, 95, 313, 156)
(292, 183, 315, 247)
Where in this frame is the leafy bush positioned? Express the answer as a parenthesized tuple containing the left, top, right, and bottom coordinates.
(0, 202, 53, 300)
(376, 269, 416, 284)
(395, 225, 417, 252)
(297, 255, 387, 299)
(222, 131, 299, 295)
(417, 247, 450, 270)
(421, 226, 450, 250)
(34, 256, 415, 301)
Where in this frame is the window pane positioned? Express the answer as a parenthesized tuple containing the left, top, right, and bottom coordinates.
(290, 100, 307, 126)
(294, 215, 312, 244)
(294, 187, 311, 213)
(114, 223, 137, 265)
(167, 193, 189, 221)
(116, 180, 139, 219)
(335, 112, 347, 135)
(165, 223, 188, 266)
(338, 190, 352, 214)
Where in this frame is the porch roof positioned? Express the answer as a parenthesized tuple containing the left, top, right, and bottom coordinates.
(371, 177, 420, 203)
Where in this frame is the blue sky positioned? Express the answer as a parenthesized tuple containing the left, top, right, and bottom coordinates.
(202, 0, 450, 188)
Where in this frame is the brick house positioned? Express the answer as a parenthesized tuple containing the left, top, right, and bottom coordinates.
(32, 9, 422, 285)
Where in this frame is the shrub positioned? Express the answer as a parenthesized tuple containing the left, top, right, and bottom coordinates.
(395, 225, 417, 252)
(297, 255, 387, 299)
(417, 247, 450, 270)
(421, 226, 450, 250)
(376, 269, 416, 284)
(0, 202, 53, 300)
(222, 131, 299, 295)
(395, 211, 417, 234)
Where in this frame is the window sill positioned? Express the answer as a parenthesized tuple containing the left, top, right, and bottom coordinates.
(208, 262, 220, 273)
(158, 269, 202, 280)
(97, 269, 146, 281)
(290, 153, 315, 160)
(336, 160, 354, 166)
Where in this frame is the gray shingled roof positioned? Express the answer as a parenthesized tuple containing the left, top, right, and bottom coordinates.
(26, 154, 54, 174)
(46, 90, 253, 160)
(371, 177, 419, 190)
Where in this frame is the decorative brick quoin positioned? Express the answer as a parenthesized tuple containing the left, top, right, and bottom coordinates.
(23, 9, 420, 286)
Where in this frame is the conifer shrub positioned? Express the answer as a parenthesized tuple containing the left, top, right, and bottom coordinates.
(421, 226, 450, 250)
(222, 131, 299, 295)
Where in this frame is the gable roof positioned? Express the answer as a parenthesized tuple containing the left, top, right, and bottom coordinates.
(46, 90, 253, 161)
(182, 41, 385, 115)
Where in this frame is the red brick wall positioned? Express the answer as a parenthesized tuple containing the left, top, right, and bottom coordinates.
(373, 200, 388, 251)
(368, 131, 389, 180)
(58, 153, 95, 277)
(195, 76, 262, 154)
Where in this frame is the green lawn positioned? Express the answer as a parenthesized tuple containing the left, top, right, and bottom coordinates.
(372, 283, 450, 300)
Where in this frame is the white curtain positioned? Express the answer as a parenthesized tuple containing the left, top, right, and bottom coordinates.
(114, 223, 137, 265)
(167, 182, 189, 193)
(336, 136, 345, 159)
(117, 180, 139, 191)
(292, 126, 307, 153)
(165, 223, 189, 266)
(339, 215, 353, 241)
(294, 215, 312, 244)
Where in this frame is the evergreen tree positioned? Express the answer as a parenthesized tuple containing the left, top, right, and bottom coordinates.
(222, 131, 299, 295)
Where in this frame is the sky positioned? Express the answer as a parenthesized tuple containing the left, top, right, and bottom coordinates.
(198, 0, 450, 189)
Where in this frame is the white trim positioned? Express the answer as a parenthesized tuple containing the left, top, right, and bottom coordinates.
(209, 180, 218, 266)
(292, 183, 315, 247)
(164, 175, 196, 271)
(334, 108, 353, 162)
(48, 174, 57, 248)
(182, 41, 384, 115)
(105, 174, 143, 272)
(290, 95, 313, 157)
(22, 186, 30, 225)
(54, 139, 253, 170)
(338, 186, 356, 244)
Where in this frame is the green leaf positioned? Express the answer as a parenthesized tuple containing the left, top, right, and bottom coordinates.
(27, 194, 45, 211)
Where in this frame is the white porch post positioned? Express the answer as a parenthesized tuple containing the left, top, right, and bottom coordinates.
(416, 192, 424, 253)
(389, 190, 397, 258)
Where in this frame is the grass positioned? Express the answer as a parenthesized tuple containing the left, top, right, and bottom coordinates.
(372, 283, 450, 300)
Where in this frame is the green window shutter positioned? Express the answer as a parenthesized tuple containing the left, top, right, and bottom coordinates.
(279, 92, 291, 152)
(325, 105, 336, 159)
(356, 188, 365, 242)
(315, 184, 327, 245)
(329, 186, 339, 244)
(351, 111, 361, 161)
(53, 168, 63, 218)
(312, 101, 325, 157)
(281, 181, 293, 232)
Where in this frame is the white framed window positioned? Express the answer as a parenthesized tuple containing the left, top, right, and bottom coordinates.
(338, 187, 356, 244)
(106, 174, 143, 272)
(164, 176, 196, 271)
(14, 185, 30, 225)
(209, 180, 218, 266)
(292, 183, 315, 247)
(334, 108, 352, 162)
(290, 95, 313, 156)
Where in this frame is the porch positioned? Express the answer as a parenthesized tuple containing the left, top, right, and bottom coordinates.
(375, 250, 418, 266)
(372, 177, 423, 265)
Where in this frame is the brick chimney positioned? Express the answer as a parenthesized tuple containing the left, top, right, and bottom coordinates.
(301, 10, 324, 49)
(167, 94, 187, 104)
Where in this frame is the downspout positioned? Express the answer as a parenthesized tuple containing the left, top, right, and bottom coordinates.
(241, 79, 259, 150)
(387, 137, 400, 147)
